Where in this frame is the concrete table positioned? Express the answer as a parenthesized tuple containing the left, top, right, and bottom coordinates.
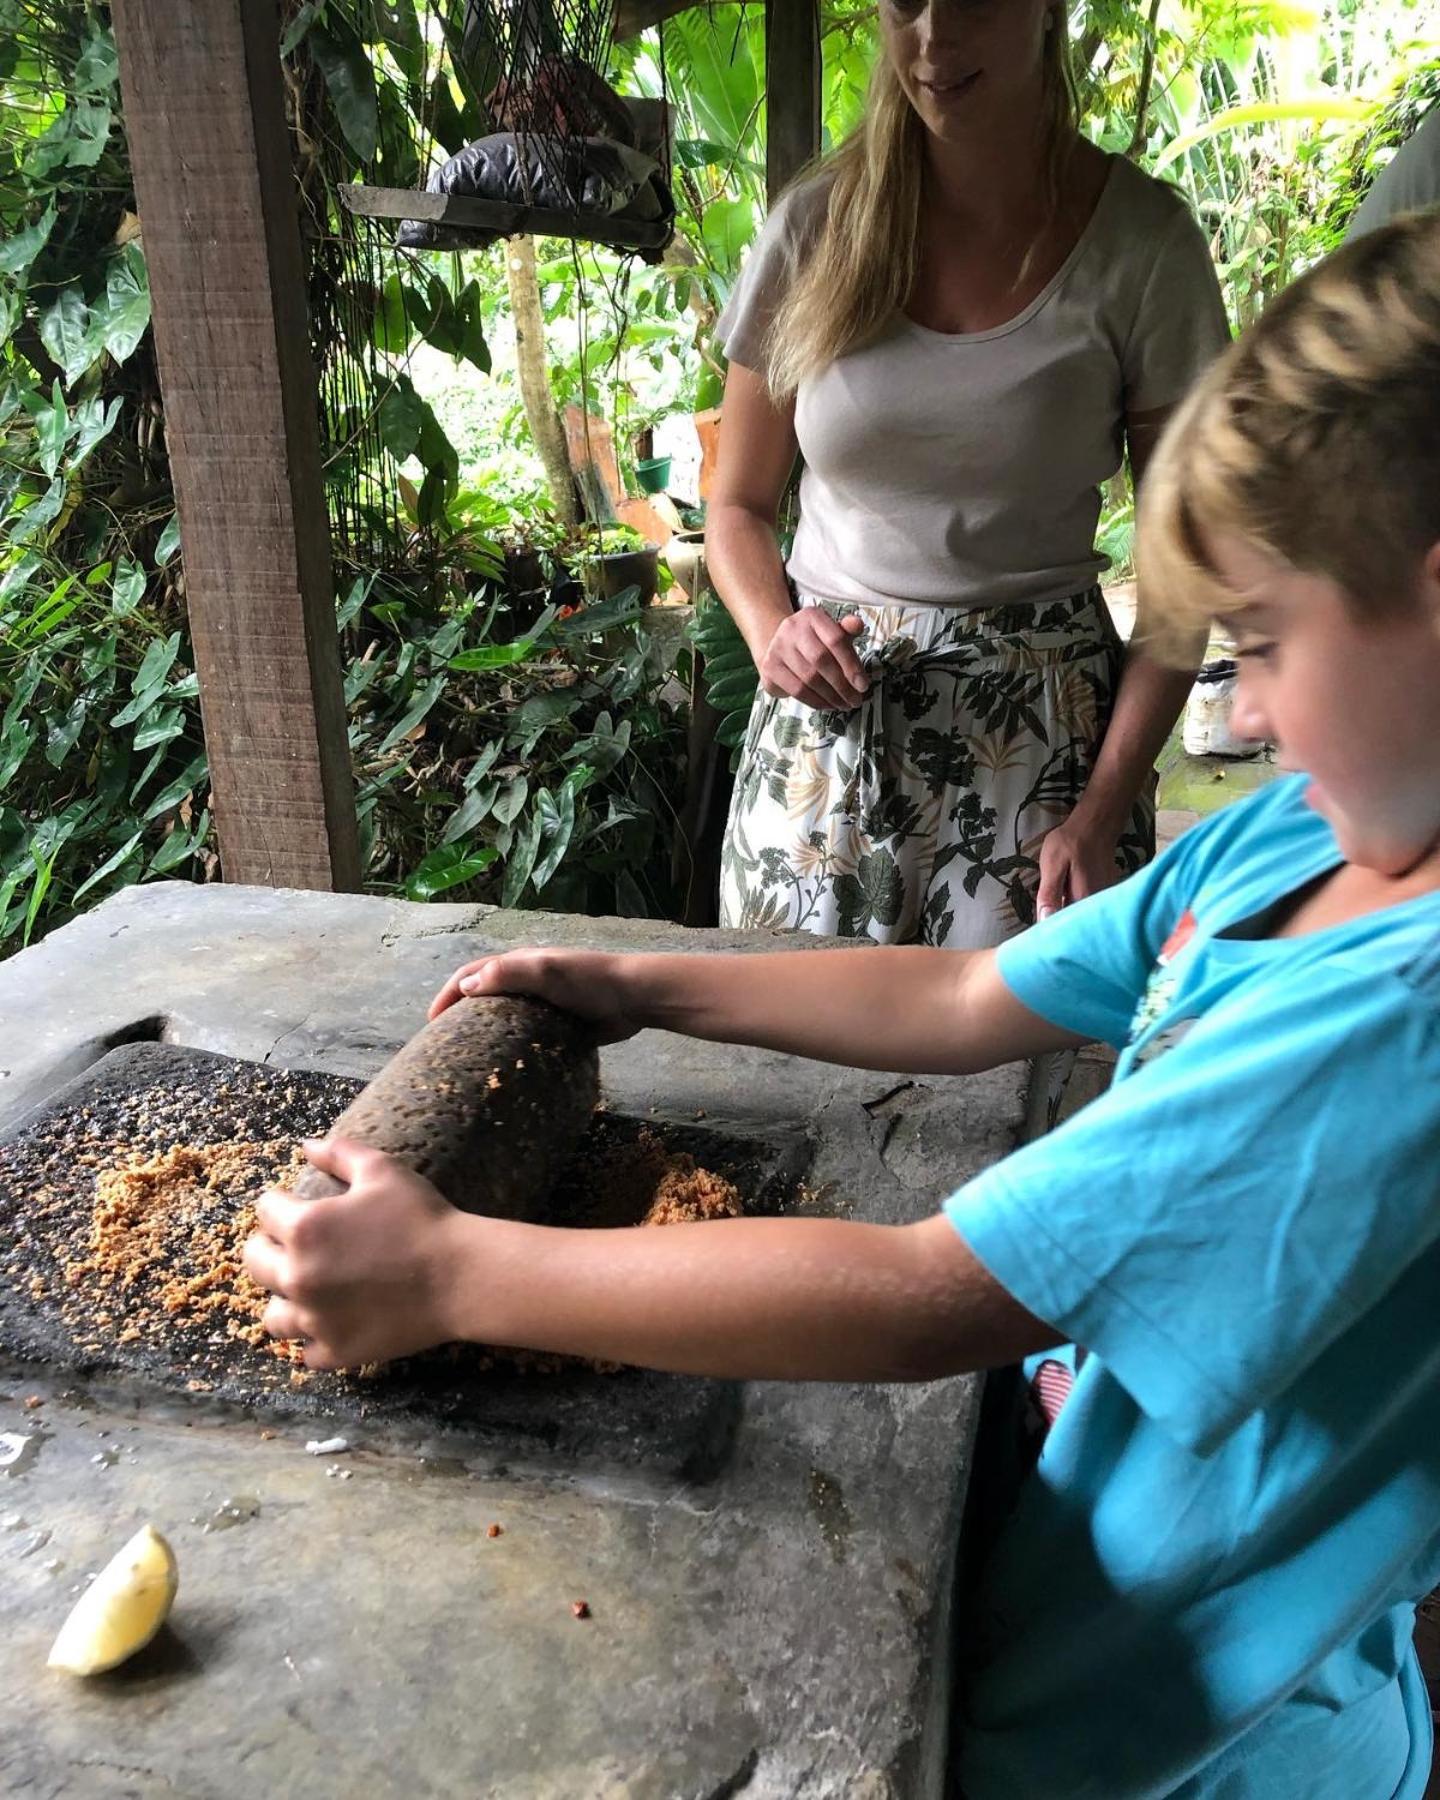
(0, 884, 1027, 1798)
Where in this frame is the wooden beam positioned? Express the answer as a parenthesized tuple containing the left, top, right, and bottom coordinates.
(765, 0, 822, 202)
(110, 0, 360, 892)
(613, 0, 744, 41)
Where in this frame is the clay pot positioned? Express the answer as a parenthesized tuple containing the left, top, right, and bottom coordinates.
(665, 529, 706, 601)
(586, 545, 659, 608)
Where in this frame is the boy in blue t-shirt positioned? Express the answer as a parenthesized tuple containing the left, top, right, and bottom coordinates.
(246, 215, 1440, 1796)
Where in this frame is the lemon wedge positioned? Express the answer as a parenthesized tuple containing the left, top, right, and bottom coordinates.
(47, 1524, 178, 1675)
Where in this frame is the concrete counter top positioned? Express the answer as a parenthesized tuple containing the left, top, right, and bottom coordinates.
(0, 883, 1027, 1798)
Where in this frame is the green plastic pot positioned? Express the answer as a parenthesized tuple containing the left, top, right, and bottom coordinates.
(634, 455, 673, 495)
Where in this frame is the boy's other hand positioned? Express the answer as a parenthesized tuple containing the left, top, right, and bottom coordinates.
(427, 947, 642, 1043)
(243, 1136, 474, 1371)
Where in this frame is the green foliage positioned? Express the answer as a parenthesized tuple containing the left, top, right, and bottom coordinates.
(4, 0, 1437, 956)
(688, 594, 758, 768)
(345, 576, 689, 917)
(0, 3, 212, 950)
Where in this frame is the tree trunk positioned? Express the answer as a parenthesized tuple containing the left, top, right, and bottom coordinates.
(504, 235, 578, 525)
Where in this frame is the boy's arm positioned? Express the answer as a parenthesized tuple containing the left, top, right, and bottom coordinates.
(432, 944, 1090, 1076)
(245, 1138, 1062, 1379)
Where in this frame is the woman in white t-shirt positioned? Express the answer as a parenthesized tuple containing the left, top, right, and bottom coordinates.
(708, 0, 1228, 952)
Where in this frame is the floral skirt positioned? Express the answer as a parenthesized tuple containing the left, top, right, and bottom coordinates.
(718, 587, 1154, 950)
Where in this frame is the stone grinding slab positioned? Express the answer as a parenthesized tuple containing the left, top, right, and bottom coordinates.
(0, 1042, 806, 1477)
(0, 882, 1031, 1796)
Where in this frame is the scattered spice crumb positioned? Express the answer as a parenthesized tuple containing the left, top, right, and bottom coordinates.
(22, 1396, 43, 1410)
(571, 1600, 590, 1620)
(486, 1523, 503, 1539)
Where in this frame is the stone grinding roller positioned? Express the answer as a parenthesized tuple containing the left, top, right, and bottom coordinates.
(291, 995, 600, 1217)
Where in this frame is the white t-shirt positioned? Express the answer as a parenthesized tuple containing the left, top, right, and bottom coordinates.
(716, 155, 1230, 611)
(1346, 105, 1440, 241)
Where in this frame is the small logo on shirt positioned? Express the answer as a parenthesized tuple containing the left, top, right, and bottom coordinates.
(1128, 907, 1199, 1061)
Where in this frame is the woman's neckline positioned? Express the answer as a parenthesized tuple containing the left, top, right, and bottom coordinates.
(900, 151, 1122, 346)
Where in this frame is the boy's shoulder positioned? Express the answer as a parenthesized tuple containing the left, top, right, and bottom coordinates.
(1148, 772, 1325, 911)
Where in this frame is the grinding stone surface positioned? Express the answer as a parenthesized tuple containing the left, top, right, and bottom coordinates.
(0, 883, 1029, 1797)
(0, 1040, 796, 1476)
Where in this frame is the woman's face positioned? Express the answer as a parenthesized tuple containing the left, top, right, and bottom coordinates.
(880, 0, 1055, 144)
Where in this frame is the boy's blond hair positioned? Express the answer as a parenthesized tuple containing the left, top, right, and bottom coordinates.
(1137, 211, 1440, 659)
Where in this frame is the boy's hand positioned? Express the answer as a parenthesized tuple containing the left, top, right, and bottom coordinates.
(427, 947, 643, 1042)
(242, 1136, 475, 1371)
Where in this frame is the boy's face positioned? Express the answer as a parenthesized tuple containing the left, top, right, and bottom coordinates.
(1212, 534, 1440, 878)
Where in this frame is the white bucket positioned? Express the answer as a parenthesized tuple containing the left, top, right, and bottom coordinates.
(1182, 659, 1262, 758)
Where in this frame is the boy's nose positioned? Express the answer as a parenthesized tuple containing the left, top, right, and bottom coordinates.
(1228, 677, 1269, 746)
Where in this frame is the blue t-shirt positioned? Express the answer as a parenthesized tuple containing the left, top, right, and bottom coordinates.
(945, 774, 1440, 1799)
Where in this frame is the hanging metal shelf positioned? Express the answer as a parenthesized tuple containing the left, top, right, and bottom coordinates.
(337, 183, 675, 254)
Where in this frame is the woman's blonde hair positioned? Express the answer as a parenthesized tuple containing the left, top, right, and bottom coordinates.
(763, 10, 1078, 400)
(1137, 211, 1440, 661)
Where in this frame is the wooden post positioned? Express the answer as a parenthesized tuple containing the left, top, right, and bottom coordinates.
(110, 0, 360, 891)
(765, 0, 822, 201)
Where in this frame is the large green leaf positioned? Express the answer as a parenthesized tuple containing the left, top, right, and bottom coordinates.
(63, 99, 112, 169)
(668, 9, 761, 153)
(700, 197, 756, 273)
(111, 560, 146, 618)
(500, 806, 544, 908)
(378, 380, 425, 459)
(376, 672, 446, 754)
(310, 24, 380, 164)
(455, 280, 491, 374)
(492, 774, 529, 826)
(9, 477, 66, 545)
(45, 696, 88, 767)
(1152, 98, 1373, 174)
(27, 98, 112, 175)
(154, 512, 182, 567)
(71, 393, 122, 467)
(71, 828, 145, 903)
(426, 71, 471, 156)
(280, 0, 325, 58)
(403, 841, 497, 901)
(449, 639, 537, 671)
(39, 286, 94, 385)
(531, 777, 578, 891)
(439, 778, 498, 845)
(148, 813, 210, 875)
(29, 379, 71, 476)
(374, 271, 412, 353)
(0, 719, 34, 794)
(369, 0, 425, 82)
(0, 203, 56, 277)
(96, 244, 151, 365)
(73, 26, 119, 93)
(141, 752, 207, 822)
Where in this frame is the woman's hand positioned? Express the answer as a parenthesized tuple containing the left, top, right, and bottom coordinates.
(756, 609, 869, 712)
(428, 946, 643, 1040)
(243, 1137, 475, 1371)
(1034, 813, 1123, 920)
